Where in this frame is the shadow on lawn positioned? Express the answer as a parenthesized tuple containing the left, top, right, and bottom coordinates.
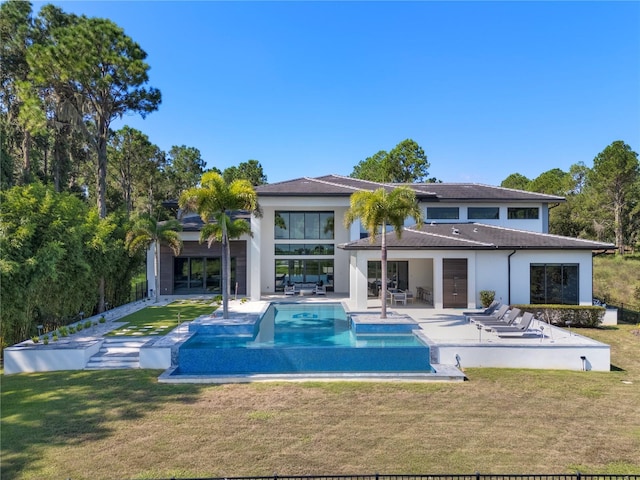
(0, 369, 205, 478)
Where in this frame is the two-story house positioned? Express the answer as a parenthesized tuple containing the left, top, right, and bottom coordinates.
(150, 174, 613, 310)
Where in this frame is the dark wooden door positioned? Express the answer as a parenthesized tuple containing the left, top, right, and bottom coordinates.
(443, 258, 468, 308)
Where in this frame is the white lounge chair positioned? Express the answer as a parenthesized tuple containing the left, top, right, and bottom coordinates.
(284, 285, 296, 295)
(315, 284, 326, 295)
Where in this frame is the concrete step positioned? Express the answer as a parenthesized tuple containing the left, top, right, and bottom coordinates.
(85, 338, 148, 370)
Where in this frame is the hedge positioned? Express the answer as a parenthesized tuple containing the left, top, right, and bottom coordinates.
(513, 304, 605, 328)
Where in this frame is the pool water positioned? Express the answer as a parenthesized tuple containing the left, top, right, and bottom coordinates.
(174, 303, 433, 376)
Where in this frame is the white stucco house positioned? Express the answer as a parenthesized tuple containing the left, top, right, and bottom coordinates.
(151, 175, 614, 310)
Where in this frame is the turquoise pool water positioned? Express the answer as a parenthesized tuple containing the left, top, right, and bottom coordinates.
(174, 303, 433, 376)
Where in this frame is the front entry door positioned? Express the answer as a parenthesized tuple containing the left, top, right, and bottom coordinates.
(443, 258, 468, 308)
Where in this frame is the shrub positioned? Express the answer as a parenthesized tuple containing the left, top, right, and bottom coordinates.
(99, 316, 106, 323)
(84, 320, 92, 329)
(76, 323, 83, 331)
(479, 290, 496, 308)
(514, 304, 605, 327)
(59, 326, 69, 337)
(43, 336, 49, 345)
(69, 326, 76, 334)
(31, 336, 40, 343)
(52, 334, 59, 341)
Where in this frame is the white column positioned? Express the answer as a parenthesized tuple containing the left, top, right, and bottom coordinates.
(249, 215, 261, 300)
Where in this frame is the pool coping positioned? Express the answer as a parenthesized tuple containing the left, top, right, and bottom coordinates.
(157, 363, 466, 383)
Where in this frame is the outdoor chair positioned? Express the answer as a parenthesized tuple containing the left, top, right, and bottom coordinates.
(473, 308, 521, 328)
(284, 284, 296, 295)
(463, 300, 500, 316)
(486, 312, 537, 337)
(315, 284, 326, 295)
(402, 289, 414, 303)
(467, 304, 509, 323)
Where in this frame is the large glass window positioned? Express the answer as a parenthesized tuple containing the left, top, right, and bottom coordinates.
(468, 207, 500, 219)
(275, 211, 334, 239)
(508, 207, 539, 219)
(427, 207, 459, 220)
(530, 264, 579, 304)
(174, 257, 236, 293)
(275, 243, 334, 255)
(274, 260, 334, 291)
(367, 261, 409, 297)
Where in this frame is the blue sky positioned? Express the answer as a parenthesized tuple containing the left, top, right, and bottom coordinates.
(39, 1, 640, 185)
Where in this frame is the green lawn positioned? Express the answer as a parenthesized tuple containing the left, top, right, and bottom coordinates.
(2, 325, 639, 479)
(107, 300, 217, 336)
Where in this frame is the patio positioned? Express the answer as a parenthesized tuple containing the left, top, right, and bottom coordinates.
(3, 294, 612, 374)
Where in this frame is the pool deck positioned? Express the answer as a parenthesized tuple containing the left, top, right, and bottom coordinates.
(4, 293, 612, 378)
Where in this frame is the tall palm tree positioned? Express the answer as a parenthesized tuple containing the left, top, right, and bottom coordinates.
(179, 172, 259, 318)
(344, 186, 423, 318)
(126, 214, 182, 303)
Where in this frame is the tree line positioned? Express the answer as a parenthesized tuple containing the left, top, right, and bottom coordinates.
(0, 2, 269, 348)
(500, 140, 639, 255)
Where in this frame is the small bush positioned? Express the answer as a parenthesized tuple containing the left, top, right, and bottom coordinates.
(59, 326, 69, 337)
(31, 336, 40, 343)
(69, 326, 76, 334)
(52, 334, 59, 341)
(76, 323, 83, 331)
(99, 316, 106, 323)
(479, 290, 496, 308)
(43, 336, 49, 345)
(84, 320, 92, 329)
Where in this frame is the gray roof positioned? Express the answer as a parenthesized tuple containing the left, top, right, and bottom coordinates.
(339, 223, 614, 251)
(255, 174, 565, 203)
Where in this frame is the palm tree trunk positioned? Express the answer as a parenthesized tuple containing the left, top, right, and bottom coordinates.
(380, 227, 388, 319)
(221, 223, 230, 319)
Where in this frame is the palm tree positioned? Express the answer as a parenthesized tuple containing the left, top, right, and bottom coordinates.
(126, 214, 182, 303)
(179, 171, 259, 318)
(344, 186, 423, 318)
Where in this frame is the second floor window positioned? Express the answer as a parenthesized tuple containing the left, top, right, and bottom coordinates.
(275, 211, 334, 239)
(468, 207, 500, 219)
(427, 207, 459, 220)
(508, 207, 539, 219)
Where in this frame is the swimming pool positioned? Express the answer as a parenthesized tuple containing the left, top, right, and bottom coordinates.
(172, 303, 434, 376)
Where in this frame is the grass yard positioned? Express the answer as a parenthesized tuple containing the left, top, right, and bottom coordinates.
(107, 299, 217, 336)
(2, 325, 639, 479)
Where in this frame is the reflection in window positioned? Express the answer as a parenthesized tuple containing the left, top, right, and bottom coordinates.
(274, 244, 334, 255)
(508, 207, 539, 219)
(173, 257, 236, 293)
(427, 207, 459, 220)
(468, 207, 499, 219)
(274, 260, 334, 291)
(530, 264, 579, 304)
(274, 211, 334, 239)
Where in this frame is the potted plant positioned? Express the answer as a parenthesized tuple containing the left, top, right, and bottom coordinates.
(479, 290, 496, 308)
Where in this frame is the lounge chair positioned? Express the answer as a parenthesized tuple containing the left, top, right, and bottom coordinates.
(284, 284, 295, 295)
(473, 308, 521, 328)
(315, 284, 326, 295)
(486, 312, 536, 336)
(467, 304, 509, 323)
(463, 300, 500, 316)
